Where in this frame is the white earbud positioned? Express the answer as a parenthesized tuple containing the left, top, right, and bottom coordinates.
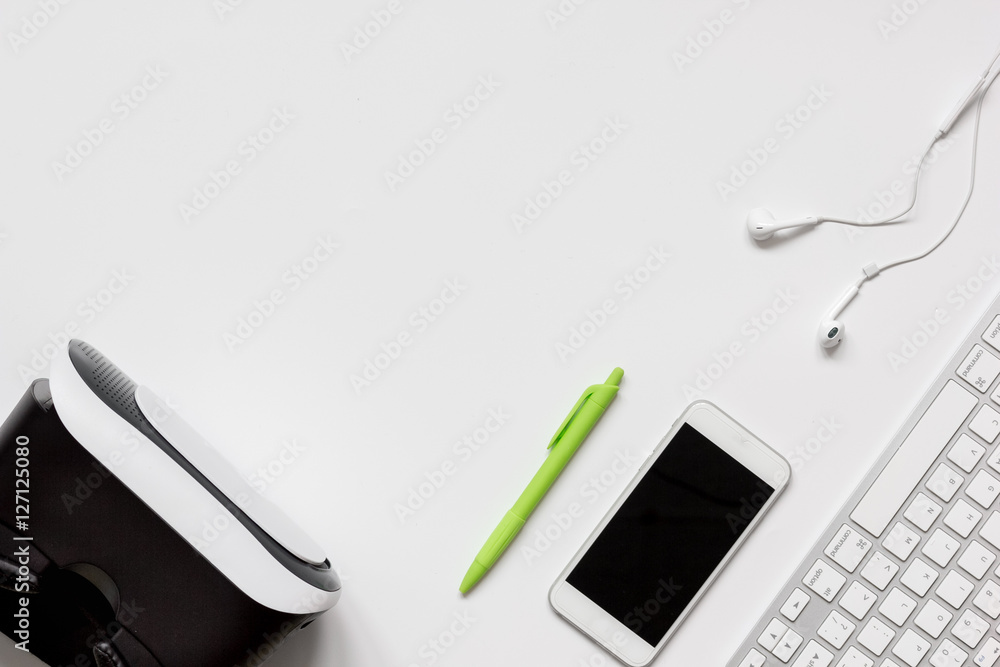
(818, 285, 860, 348)
(746, 208, 821, 241)
(747, 44, 1000, 349)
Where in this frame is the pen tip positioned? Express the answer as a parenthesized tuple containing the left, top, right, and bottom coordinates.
(460, 562, 487, 594)
(606, 367, 624, 386)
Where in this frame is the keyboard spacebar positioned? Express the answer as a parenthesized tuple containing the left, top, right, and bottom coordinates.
(850, 380, 977, 538)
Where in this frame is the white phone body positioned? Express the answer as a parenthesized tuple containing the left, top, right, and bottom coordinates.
(549, 401, 790, 666)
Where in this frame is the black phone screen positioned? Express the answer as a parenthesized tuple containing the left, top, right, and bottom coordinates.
(565, 422, 774, 646)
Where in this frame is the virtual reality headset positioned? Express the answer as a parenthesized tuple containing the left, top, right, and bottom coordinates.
(0, 340, 340, 666)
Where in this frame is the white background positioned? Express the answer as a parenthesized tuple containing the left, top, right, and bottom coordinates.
(2, 1, 999, 665)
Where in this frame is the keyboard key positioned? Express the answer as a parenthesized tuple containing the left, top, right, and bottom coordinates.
(730, 320, 1000, 667)
(739, 648, 767, 667)
(817, 609, 855, 650)
(861, 551, 899, 591)
(957, 344, 1000, 392)
(758, 617, 788, 651)
(926, 463, 964, 503)
(825, 524, 872, 573)
(929, 638, 968, 666)
(851, 381, 977, 537)
(837, 646, 874, 667)
(936, 569, 974, 608)
(973, 637, 1000, 667)
(857, 617, 895, 656)
(952, 609, 989, 649)
(947, 434, 987, 472)
(883, 523, 920, 560)
(913, 598, 953, 638)
(891, 629, 930, 666)
(983, 315, 1000, 352)
(904, 492, 942, 531)
(774, 628, 804, 663)
(944, 498, 983, 538)
(966, 470, 1000, 508)
(839, 580, 877, 619)
(981, 512, 1000, 549)
(899, 557, 938, 596)
(923, 528, 961, 567)
(957, 540, 996, 579)
(780, 587, 810, 622)
(879, 588, 917, 626)
(970, 404, 1000, 442)
(791, 640, 834, 667)
(973, 579, 1000, 618)
(804, 559, 847, 602)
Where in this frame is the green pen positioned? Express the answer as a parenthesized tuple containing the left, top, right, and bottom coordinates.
(459, 367, 624, 594)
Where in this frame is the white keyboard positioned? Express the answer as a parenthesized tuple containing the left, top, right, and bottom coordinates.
(729, 296, 1000, 667)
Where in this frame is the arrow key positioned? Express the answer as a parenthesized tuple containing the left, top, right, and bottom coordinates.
(790, 640, 834, 667)
(774, 628, 803, 663)
(781, 588, 811, 622)
(738, 648, 767, 667)
(759, 617, 789, 652)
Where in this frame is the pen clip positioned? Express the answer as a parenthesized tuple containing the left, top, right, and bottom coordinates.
(548, 388, 595, 450)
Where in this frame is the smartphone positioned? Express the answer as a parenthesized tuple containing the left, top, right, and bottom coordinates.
(549, 401, 790, 666)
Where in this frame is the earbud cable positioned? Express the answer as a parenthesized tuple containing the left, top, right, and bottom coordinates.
(849, 49, 998, 296)
(822, 45, 1000, 230)
(820, 136, 937, 228)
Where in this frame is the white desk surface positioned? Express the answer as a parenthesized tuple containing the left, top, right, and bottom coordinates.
(2, 1, 1000, 665)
